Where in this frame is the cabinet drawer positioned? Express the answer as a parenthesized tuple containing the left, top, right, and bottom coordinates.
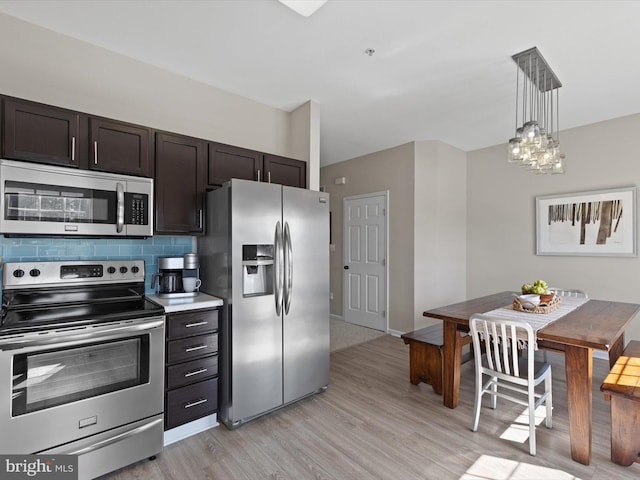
(166, 354, 218, 390)
(167, 333, 218, 364)
(167, 309, 218, 339)
(165, 378, 218, 430)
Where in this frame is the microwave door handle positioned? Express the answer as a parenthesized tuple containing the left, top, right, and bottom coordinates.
(116, 182, 125, 233)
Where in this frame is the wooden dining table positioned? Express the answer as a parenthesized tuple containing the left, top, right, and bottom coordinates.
(423, 291, 640, 465)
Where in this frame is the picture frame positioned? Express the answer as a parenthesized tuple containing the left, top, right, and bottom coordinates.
(536, 186, 637, 256)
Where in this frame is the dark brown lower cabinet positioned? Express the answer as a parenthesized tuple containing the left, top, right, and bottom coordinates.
(165, 308, 219, 430)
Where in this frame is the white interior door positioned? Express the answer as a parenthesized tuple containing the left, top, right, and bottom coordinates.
(343, 192, 388, 331)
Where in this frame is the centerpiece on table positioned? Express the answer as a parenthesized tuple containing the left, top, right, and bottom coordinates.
(521, 279, 555, 303)
(515, 279, 560, 313)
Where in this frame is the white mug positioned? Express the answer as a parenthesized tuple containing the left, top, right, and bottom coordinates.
(183, 277, 201, 292)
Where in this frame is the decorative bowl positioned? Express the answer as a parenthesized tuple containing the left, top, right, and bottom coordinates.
(539, 293, 555, 304)
(517, 294, 541, 309)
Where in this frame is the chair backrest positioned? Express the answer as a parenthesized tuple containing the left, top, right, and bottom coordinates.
(470, 313, 536, 382)
(549, 288, 588, 298)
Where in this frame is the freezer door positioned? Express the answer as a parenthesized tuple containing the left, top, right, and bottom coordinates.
(282, 186, 330, 403)
(230, 179, 284, 423)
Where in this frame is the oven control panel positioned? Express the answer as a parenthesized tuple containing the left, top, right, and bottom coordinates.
(61, 264, 104, 279)
(2, 260, 146, 288)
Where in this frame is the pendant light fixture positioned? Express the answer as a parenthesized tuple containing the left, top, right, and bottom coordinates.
(507, 47, 565, 174)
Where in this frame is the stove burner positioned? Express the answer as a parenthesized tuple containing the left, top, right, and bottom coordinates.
(0, 260, 163, 336)
(0, 297, 163, 335)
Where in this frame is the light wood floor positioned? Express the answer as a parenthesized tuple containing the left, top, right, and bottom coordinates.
(105, 335, 639, 480)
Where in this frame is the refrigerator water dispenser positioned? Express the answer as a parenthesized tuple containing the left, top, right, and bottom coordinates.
(242, 244, 274, 297)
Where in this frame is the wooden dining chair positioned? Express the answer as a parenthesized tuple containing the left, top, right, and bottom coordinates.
(469, 313, 553, 456)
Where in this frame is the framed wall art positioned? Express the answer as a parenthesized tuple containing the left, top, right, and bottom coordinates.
(536, 187, 637, 256)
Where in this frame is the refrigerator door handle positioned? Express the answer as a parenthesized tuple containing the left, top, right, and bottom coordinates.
(284, 221, 293, 315)
(275, 221, 284, 315)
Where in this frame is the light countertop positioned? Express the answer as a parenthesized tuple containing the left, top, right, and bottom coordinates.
(146, 292, 223, 313)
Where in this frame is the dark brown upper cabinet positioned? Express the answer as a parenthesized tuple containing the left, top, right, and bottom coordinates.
(155, 132, 206, 235)
(263, 153, 307, 189)
(208, 143, 262, 186)
(208, 142, 307, 189)
(2, 96, 152, 176)
(89, 118, 152, 177)
(2, 96, 87, 168)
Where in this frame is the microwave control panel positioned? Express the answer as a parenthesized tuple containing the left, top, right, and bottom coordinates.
(124, 193, 149, 225)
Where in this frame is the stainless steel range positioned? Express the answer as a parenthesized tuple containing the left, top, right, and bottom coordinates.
(0, 260, 165, 480)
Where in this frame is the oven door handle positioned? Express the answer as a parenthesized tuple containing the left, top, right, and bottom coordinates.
(0, 317, 164, 351)
(65, 417, 163, 456)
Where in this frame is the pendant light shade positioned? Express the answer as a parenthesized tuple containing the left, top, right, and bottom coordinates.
(507, 47, 565, 174)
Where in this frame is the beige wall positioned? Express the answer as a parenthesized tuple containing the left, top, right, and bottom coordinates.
(414, 141, 467, 329)
(467, 114, 640, 342)
(321, 140, 467, 334)
(290, 100, 321, 190)
(0, 13, 305, 163)
(320, 142, 415, 333)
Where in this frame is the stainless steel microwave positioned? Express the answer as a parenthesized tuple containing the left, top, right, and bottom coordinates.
(0, 159, 153, 237)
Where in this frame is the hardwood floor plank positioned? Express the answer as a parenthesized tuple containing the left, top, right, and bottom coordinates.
(103, 335, 639, 480)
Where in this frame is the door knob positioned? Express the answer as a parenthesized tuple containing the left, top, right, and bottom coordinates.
(344, 265, 349, 270)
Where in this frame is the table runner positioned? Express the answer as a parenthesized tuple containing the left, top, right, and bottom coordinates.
(482, 294, 590, 348)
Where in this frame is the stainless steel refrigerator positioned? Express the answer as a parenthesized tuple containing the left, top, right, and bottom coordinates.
(198, 179, 330, 428)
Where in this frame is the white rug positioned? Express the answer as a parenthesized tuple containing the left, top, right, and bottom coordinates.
(330, 318, 386, 352)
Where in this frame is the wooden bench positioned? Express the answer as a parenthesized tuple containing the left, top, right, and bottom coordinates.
(401, 324, 472, 395)
(600, 340, 640, 466)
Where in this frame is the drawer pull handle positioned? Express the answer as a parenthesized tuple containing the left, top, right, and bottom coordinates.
(185, 321, 208, 328)
(185, 345, 208, 353)
(184, 368, 208, 378)
(185, 398, 208, 409)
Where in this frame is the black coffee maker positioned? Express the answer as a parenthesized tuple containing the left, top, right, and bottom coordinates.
(151, 254, 200, 297)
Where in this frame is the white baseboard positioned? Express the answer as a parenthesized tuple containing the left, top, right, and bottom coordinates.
(163, 414, 218, 446)
(332, 314, 400, 336)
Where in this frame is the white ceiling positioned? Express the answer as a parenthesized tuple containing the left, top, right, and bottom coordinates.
(0, 0, 639, 166)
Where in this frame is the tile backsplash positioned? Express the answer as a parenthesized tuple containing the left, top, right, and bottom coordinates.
(0, 236, 196, 293)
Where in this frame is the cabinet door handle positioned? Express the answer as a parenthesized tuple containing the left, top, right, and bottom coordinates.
(184, 368, 208, 378)
(185, 344, 208, 353)
(94, 141, 98, 165)
(268, 171, 271, 183)
(185, 321, 208, 328)
(184, 398, 207, 409)
(71, 136, 76, 162)
(198, 209, 203, 229)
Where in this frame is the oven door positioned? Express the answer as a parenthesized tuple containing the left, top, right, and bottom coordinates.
(0, 316, 164, 454)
